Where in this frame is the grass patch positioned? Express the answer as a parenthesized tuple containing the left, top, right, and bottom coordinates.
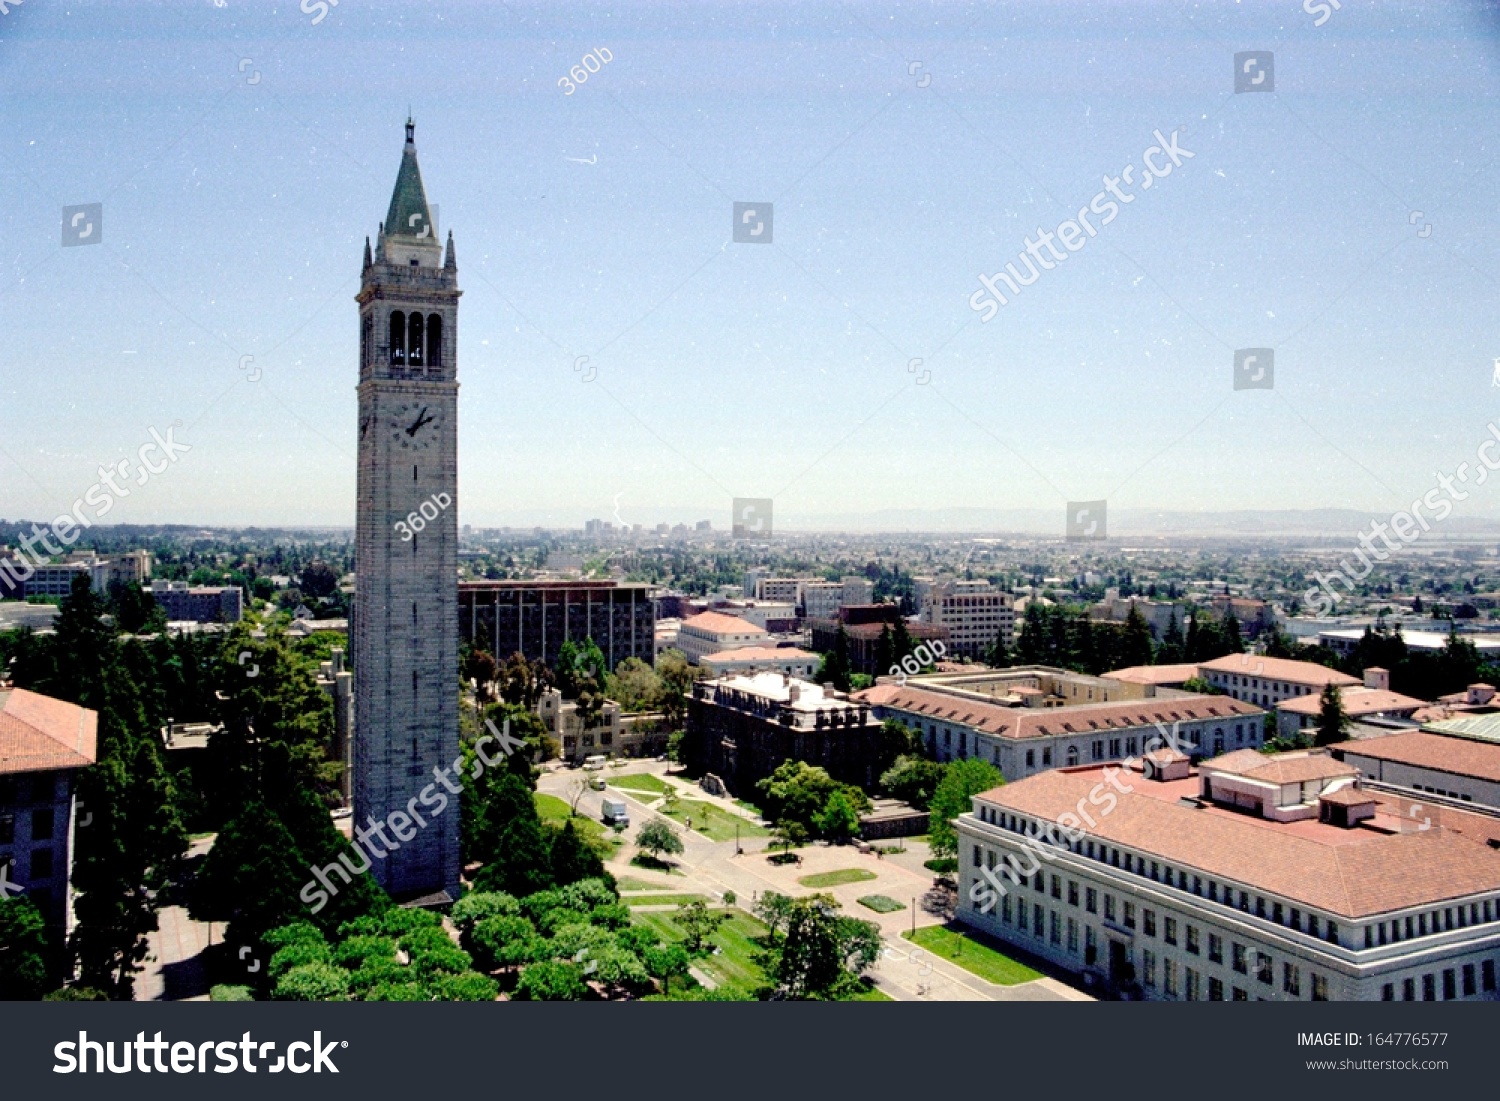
(632, 908, 768, 995)
(616, 877, 671, 892)
(846, 977, 894, 1001)
(797, 868, 878, 889)
(658, 799, 768, 843)
(629, 854, 683, 875)
(902, 925, 1043, 986)
(857, 894, 905, 914)
(534, 793, 617, 854)
(609, 773, 674, 796)
(622, 894, 711, 908)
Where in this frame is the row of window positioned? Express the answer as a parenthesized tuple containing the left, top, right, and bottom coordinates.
(976, 815, 1350, 944)
(1139, 949, 1328, 1001)
(1381, 964, 1495, 1001)
(0, 849, 56, 882)
(1409, 783, 1474, 803)
(0, 776, 59, 804)
(359, 311, 445, 371)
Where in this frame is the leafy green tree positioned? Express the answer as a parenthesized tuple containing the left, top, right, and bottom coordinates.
(549, 820, 605, 886)
(470, 915, 545, 973)
(610, 657, 663, 712)
(817, 626, 853, 691)
(1314, 684, 1350, 747)
(756, 760, 869, 833)
(643, 942, 691, 995)
(272, 961, 350, 1001)
(770, 821, 808, 858)
(1121, 604, 1154, 667)
(655, 649, 698, 730)
(928, 758, 1003, 860)
(0, 896, 51, 999)
(470, 770, 553, 897)
(879, 755, 946, 810)
(636, 819, 684, 864)
(191, 801, 312, 947)
(756, 895, 881, 1000)
(497, 651, 553, 710)
(813, 789, 862, 843)
(1157, 612, 1186, 663)
(753, 891, 794, 943)
(985, 627, 1012, 669)
(429, 971, 499, 1001)
(874, 625, 895, 676)
(675, 900, 729, 955)
(513, 959, 588, 1001)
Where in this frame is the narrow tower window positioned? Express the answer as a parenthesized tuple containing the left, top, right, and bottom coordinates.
(408, 312, 424, 366)
(389, 310, 406, 365)
(427, 314, 443, 374)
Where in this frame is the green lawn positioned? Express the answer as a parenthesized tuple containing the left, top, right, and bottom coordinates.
(608, 772, 674, 796)
(901, 925, 1043, 986)
(616, 876, 671, 892)
(632, 908, 769, 994)
(622, 894, 711, 908)
(658, 799, 768, 843)
(857, 894, 906, 914)
(798, 868, 878, 889)
(847, 978, 895, 1001)
(534, 793, 616, 850)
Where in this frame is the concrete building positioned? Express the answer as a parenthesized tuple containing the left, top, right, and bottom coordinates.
(20, 562, 91, 599)
(754, 577, 804, 604)
(683, 673, 885, 794)
(537, 688, 626, 761)
(858, 668, 1264, 780)
(800, 581, 845, 622)
(352, 119, 462, 902)
(1090, 590, 1188, 640)
(1102, 664, 1200, 693)
(0, 688, 98, 944)
(842, 576, 874, 606)
(1208, 595, 1273, 637)
(148, 581, 243, 624)
(1199, 653, 1360, 709)
(1319, 628, 1500, 659)
(957, 750, 1500, 1001)
(459, 580, 655, 670)
(676, 611, 769, 664)
(809, 605, 949, 676)
(1275, 669, 1426, 741)
(1333, 730, 1500, 809)
(700, 646, 820, 679)
(923, 582, 1014, 660)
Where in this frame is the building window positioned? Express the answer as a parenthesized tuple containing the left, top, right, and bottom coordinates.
(1067, 918, 1079, 954)
(1025, 749, 1035, 769)
(1142, 908, 1156, 937)
(1066, 746, 1079, 766)
(1186, 925, 1200, 955)
(1209, 977, 1224, 1001)
(1068, 880, 1078, 907)
(1256, 951, 1273, 984)
(1104, 895, 1116, 922)
(1463, 964, 1477, 996)
(1381, 983, 1394, 1001)
(1312, 974, 1328, 1002)
(1050, 911, 1061, 946)
(1123, 902, 1136, 930)
(0, 814, 12, 845)
(1283, 962, 1301, 997)
(1403, 977, 1416, 1001)
(389, 310, 406, 364)
(1164, 917, 1177, 946)
(1051, 875, 1061, 900)
(1233, 986, 1248, 1001)
(1142, 949, 1156, 987)
(1163, 959, 1178, 998)
(30, 847, 53, 880)
(1002, 895, 1012, 925)
(1186, 968, 1200, 1001)
(1443, 969, 1457, 1000)
(1091, 740, 1103, 762)
(1042, 747, 1052, 767)
(1208, 933, 1223, 964)
(30, 809, 53, 842)
(1085, 888, 1097, 914)
(1033, 905, 1044, 938)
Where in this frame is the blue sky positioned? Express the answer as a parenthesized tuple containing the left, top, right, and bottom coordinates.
(2, 0, 1499, 530)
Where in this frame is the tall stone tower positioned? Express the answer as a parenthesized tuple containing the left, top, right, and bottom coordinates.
(352, 119, 461, 901)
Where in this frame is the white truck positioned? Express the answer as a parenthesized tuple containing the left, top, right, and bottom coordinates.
(600, 798, 629, 828)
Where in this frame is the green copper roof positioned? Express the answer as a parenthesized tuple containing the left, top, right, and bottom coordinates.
(384, 118, 435, 240)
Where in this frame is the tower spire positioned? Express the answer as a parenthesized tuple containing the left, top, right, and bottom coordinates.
(386, 117, 434, 240)
(444, 229, 456, 271)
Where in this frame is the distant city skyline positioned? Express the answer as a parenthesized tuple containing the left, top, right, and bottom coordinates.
(3, 1, 1500, 531)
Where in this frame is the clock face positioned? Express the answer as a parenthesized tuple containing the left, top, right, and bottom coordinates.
(389, 401, 441, 451)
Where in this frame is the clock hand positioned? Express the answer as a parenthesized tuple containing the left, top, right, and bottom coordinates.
(405, 406, 429, 436)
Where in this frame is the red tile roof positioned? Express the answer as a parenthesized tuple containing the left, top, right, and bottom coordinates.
(1202, 748, 1359, 785)
(1335, 730, 1500, 786)
(0, 688, 99, 776)
(1103, 663, 1200, 686)
(681, 611, 767, 636)
(974, 766, 1500, 917)
(853, 684, 1261, 741)
(1200, 654, 1360, 688)
(1279, 687, 1427, 717)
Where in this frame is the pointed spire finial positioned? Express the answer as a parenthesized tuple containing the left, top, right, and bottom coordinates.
(444, 229, 456, 271)
(363, 236, 373, 271)
(405, 115, 415, 144)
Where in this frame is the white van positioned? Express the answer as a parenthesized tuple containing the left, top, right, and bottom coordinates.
(582, 754, 607, 771)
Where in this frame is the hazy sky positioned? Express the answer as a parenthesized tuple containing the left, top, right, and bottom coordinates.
(2, 0, 1499, 531)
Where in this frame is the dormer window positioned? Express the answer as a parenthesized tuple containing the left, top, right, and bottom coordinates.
(410, 258, 419, 266)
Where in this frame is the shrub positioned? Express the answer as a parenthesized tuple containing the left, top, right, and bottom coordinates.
(512, 960, 587, 1001)
(451, 891, 520, 929)
(332, 935, 397, 971)
(856, 895, 905, 914)
(263, 922, 326, 952)
(409, 944, 473, 976)
(347, 959, 409, 995)
(363, 981, 429, 1002)
(269, 940, 331, 979)
(272, 962, 350, 1001)
(43, 987, 107, 1001)
(398, 926, 454, 956)
(429, 971, 500, 1002)
(210, 984, 255, 1002)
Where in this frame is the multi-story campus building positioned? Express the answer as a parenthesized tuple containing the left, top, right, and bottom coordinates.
(957, 748, 1500, 1001)
(923, 582, 1014, 660)
(809, 605, 949, 676)
(683, 673, 885, 794)
(1199, 653, 1359, 709)
(0, 688, 98, 944)
(458, 579, 656, 670)
(148, 580, 243, 623)
(858, 667, 1265, 780)
(675, 611, 769, 664)
(700, 646, 820, 679)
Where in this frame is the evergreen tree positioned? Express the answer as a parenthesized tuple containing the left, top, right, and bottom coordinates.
(874, 625, 895, 677)
(1122, 604, 1154, 668)
(985, 627, 1012, 669)
(548, 820, 604, 887)
(1157, 612, 1186, 664)
(1222, 614, 1245, 655)
(1314, 684, 1350, 747)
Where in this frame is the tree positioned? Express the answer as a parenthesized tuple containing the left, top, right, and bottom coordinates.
(675, 900, 729, 955)
(817, 626, 853, 692)
(655, 649, 698, 730)
(513, 959, 588, 1001)
(1222, 614, 1245, 655)
(636, 819, 684, 864)
(470, 770, 554, 897)
(813, 789, 862, 843)
(643, 942, 691, 995)
(0, 896, 51, 1000)
(753, 891, 795, 942)
(985, 627, 1012, 669)
(755, 760, 867, 832)
(874, 625, 895, 677)
(1121, 604, 1154, 667)
(470, 915, 545, 974)
(298, 561, 340, 600)
(191, 801, 313, 947)
(548, 820, 605, 887)
(879, 755, 946, 810)
(770, 821, 808, 858)
(928, 758, 1003, 860)
(756, 895, 881, 1000)
(610, 657, 663, 712)
(1157, 612, 1186, 664)
(1314, 684, 1350, 747)
(567, 774, 590, 816)
(498, 651, 552, 710)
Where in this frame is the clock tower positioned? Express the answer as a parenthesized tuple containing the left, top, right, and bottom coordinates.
(352, 119, 461, 901)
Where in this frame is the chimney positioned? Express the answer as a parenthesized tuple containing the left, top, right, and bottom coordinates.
(1468, 683, 1496, 706)
(788, 684, 801, 704)
(1363, 667, 1389, 691)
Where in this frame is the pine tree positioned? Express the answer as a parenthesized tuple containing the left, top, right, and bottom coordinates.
(1314, 684, 1350, 747)
(1122, 604, 1154, 668)
(1158, 612, 1186, 664)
